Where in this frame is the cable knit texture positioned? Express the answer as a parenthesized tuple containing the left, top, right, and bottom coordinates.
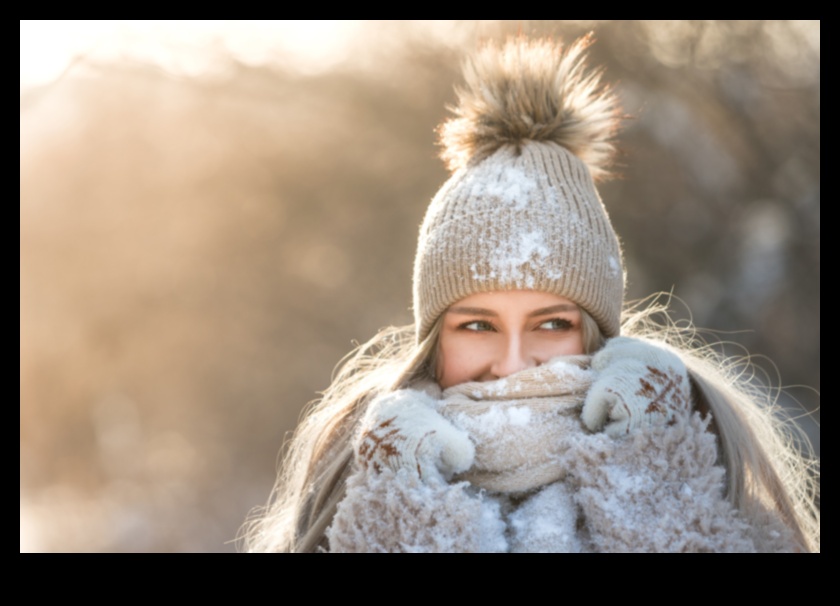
(327, 348, 798, 553)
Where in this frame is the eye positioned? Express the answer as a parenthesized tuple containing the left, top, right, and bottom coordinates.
(538, 318, 573, 331)
(459, 320, 495, 332)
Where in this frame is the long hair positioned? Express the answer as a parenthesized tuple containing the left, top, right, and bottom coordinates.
(620, 295, 819, 552)
(241, 321, 441, 553)
(242, 298, 819, 552)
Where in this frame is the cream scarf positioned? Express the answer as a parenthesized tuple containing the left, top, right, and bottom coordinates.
(438, 356, 593, 494)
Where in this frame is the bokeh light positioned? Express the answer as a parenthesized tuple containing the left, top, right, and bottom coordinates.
(20, 20, 819, 552)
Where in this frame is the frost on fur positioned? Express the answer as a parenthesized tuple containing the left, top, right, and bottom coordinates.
(439, 36, 621, 180)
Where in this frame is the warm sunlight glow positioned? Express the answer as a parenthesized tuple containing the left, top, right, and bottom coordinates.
(20, 20, 365, 89)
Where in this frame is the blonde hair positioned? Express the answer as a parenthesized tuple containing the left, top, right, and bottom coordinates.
(242, 299, 819, 553)
(620, 295, 819, 552)
(242, 321, 440, 553)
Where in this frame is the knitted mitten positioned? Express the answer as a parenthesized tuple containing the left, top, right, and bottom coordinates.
(582, 337, 691, 438)
(355, 389, 475, 483)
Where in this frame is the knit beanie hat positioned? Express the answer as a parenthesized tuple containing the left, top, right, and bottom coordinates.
(413, 36, 625, 342)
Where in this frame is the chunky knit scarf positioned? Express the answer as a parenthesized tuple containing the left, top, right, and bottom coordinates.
(438, 356, 593, 494)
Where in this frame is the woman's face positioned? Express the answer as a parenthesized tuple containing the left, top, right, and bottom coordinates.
(436, 290, 585, 389)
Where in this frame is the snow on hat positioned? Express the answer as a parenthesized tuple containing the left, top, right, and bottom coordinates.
(413, 36, 625, 341)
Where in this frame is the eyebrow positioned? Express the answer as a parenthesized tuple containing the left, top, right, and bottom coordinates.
(447, 303, 579, 317)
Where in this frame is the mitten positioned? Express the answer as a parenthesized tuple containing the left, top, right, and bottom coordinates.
(355, 389, 475, 483)
(582, 336, 691, 438)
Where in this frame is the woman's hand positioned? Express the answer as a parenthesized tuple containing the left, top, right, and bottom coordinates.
(355, 389, 475, 483)
(582, 337, 691, 438)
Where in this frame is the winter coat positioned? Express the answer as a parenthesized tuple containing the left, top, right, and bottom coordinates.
(326, 353, 799, 553)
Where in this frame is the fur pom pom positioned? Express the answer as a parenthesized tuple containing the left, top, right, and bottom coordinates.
(439, 36, 621, 179)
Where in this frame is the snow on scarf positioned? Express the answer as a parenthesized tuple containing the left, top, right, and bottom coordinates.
(438, 355, 593, 494)
(330, 355, 799, 552)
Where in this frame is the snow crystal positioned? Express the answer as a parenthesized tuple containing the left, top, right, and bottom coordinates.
(473, 229, 564, 285)
(505, 230, 549, 268)
(467, 407, 507, 433)
(506, 407, 532, 426)
(598, 464, 658, 526)
(477, 496, 508, 553)
(458, 403, 532, 433)
(483, 165, 535, 210)
(508, 483, 582, 553)
(484, 378, 509, 395)
(609, 256, 621, 276)
(605, 464, 653, 494)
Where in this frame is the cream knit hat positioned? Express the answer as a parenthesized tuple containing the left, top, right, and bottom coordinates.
(413, 36, 625, 341)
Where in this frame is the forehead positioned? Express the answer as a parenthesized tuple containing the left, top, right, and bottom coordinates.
(447, 290, 579, 314)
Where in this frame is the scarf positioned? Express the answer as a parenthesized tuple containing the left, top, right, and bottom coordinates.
(438, 355, 593, 494)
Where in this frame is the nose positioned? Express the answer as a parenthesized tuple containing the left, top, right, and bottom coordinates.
(490, 335, 536, 379)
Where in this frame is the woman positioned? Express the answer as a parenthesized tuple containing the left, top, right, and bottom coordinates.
(244, 36, 819, 552)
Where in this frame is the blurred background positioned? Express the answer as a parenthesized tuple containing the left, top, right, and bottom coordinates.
(20, 20, 819, 552)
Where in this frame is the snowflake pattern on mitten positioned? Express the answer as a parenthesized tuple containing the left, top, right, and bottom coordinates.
(636, 365, 688, 416)
(357, 417, 429, 476)
(354, 389, 475, 482)
(582, 337, 692, 438)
